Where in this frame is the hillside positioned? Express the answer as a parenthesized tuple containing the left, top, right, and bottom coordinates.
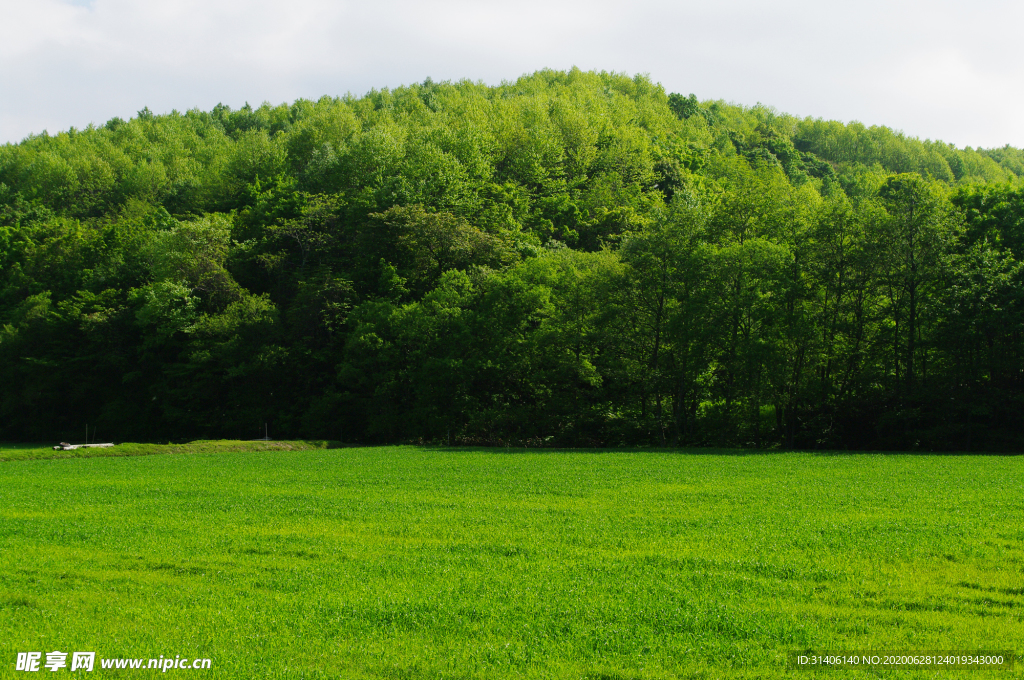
(2, 69, 1023, 449)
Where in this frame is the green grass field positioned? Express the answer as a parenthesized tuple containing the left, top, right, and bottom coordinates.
(0, 440, 340, 463)
(0, 444, 1021, 678)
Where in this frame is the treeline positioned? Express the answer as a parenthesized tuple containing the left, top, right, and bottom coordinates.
(1, 69, 1022, 449)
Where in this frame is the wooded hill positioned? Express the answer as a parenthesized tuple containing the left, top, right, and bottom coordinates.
(2, 69, 1022, 449)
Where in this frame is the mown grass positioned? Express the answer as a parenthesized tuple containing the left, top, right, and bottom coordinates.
(0, 440, 341, 462)
(0, 445, 1021, 678)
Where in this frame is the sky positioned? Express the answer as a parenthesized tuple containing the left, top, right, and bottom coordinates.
(1, 0, 1022, 149)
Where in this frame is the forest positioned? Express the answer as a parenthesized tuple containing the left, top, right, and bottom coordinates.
(1, 68, 1022, 450)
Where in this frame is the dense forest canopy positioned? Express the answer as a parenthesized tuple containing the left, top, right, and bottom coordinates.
(2, 68, 1023, 449)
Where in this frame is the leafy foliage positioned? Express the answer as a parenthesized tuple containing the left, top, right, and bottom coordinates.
(1, 69, 1022, 448)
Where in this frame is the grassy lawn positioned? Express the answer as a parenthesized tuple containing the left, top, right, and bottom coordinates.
(0, 440, 340, 463)
(0, 445, 1021, 678)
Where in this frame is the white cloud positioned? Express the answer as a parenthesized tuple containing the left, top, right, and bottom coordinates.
(1, 0, 1022, 148)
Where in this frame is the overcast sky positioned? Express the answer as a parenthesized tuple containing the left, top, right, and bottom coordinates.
(1, 0, 1021, 149)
